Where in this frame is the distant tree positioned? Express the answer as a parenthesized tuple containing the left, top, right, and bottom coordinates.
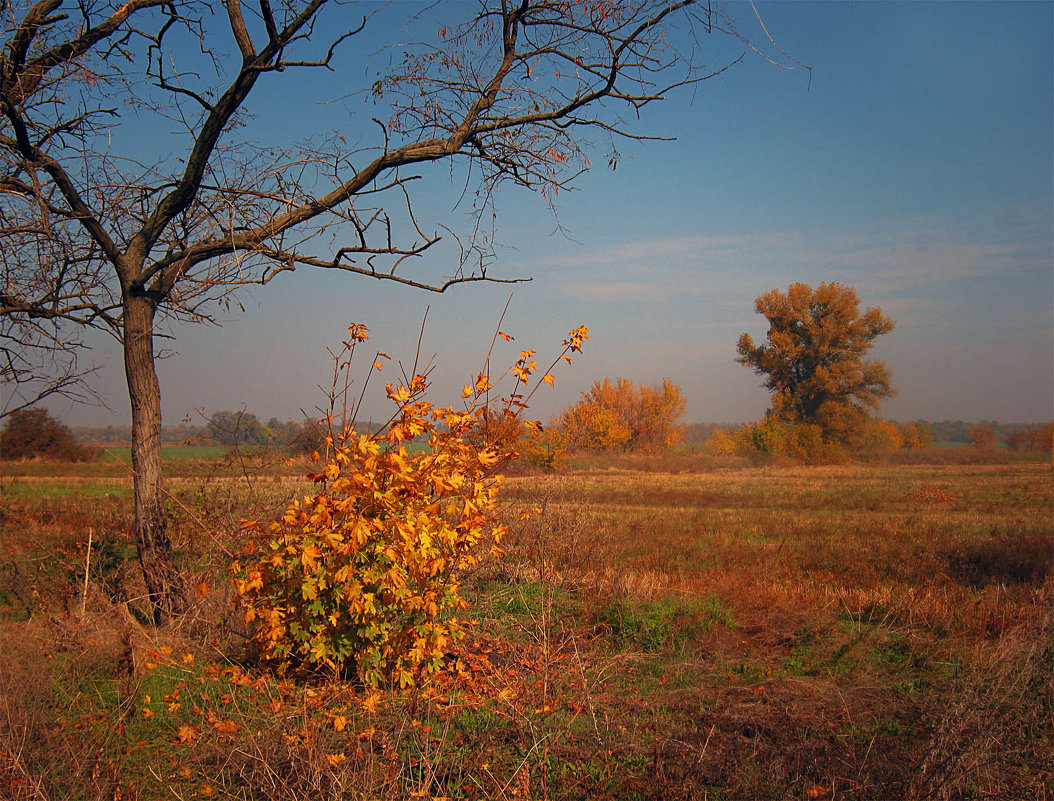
(968, 422, 998, 450)
(1006, 423, 1053, 453)
(288, 421, 327, 456)
(736, 282, 895, 444)
(0, 407, 95, 461)
(1006, 428, 1030, 452)
(1041, 422, 1054, 453)
(206, 410, 271, 448)
(899, 421, 934, 449)
(557, 377, 685, 451)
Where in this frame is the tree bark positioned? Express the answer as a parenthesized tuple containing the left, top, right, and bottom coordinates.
(123, 292, 185, 624)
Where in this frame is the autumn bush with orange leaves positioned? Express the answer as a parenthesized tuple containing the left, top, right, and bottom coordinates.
(231, 322, 587, 687)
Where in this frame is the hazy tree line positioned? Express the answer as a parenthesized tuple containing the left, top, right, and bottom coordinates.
(5, 408, 1051, 463)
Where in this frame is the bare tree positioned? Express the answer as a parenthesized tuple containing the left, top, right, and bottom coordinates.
(1, 0, 761, 623)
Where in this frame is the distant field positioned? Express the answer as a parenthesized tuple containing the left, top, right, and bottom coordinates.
(0, 457, 1050, 800)
(97, 445, 230, 462)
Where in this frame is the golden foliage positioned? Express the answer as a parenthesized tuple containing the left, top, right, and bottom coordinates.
(736, 282, 895, 444)
(231, 323, 587, 686)
(556, 377, 686, 452)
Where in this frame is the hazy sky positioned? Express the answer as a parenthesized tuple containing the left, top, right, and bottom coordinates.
(29, 1, 1054, 428)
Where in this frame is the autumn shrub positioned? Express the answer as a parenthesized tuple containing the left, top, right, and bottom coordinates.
(555, 376, 685, 452)
(899, 421, 934, 448)
(740, 417, 787, 457)
(0, 407, 96, 461)
(857, 418, 905, 459)
(703, 426, 739, 455)
(231, 323, 587, 687)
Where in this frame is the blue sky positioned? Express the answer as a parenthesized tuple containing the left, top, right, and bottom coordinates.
(42, 1, 1053, 427)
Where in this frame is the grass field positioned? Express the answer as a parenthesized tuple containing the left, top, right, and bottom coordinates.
(0, 453, 1050, 800)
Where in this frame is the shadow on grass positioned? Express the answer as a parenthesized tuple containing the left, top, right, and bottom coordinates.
(945, 531, 1053, 588)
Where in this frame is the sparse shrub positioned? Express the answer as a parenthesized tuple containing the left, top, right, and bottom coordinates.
(231, 323, 587, 686)
(0, 407, 96, 461)
(287, 420, 327, 455)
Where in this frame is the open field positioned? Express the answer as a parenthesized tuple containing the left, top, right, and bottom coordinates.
(1, 456, 1051, 800)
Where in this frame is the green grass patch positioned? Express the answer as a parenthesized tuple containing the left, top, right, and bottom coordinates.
(99, 445, 229, 462)
(1, 480, 130, 498)
(598, 594, 735, 654)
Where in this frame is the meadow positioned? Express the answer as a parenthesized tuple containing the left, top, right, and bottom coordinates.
(1, 450, 1051, 800)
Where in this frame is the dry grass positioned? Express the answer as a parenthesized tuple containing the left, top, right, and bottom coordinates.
(1, 456, 1050, 799)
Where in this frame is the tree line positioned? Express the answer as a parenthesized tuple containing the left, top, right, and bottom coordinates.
(9, 278, 1052, 464)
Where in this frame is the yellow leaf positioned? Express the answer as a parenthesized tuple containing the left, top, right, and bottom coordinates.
(300, 543, 321, 570)
(542, 374, 555, 386)
(362, 693, 381, 714)
(176, 724, 199, 743)
(325, 752, 346, 766)
(332, 715, 347, 732)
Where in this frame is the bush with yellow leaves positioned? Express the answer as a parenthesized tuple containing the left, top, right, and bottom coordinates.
(231, 323, 587, 687)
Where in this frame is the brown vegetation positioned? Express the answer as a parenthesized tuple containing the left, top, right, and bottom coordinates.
(0, 408, 96, 462)
(1, 449, 1050, 799)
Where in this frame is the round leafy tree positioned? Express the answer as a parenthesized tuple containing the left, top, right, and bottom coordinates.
(736, 282, 895, 443)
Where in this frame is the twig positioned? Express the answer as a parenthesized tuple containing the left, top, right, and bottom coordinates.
(81, 527, 92, 617)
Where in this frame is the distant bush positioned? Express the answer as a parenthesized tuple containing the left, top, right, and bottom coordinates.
(1006, 422, 1053, 453)
(968, 422, 998, 450)
(555, 377, 686, 452)
(0, 408, 97, 461)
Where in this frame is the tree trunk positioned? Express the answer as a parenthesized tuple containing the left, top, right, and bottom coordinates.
(123, 292, 185, 624)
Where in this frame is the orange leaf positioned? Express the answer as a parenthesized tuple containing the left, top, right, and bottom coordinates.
(542, 374, 555, 386)
(498, 331, 514, 341)
(213, 719, 239, 734)
(176, 724, 199, 743)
